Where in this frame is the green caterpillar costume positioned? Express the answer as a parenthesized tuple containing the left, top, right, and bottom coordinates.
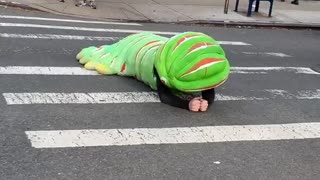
(76, 32, 230, 92)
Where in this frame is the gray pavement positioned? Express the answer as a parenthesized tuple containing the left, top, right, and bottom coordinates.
(0, 0, 320, 27)
(1, 6, 320, 180)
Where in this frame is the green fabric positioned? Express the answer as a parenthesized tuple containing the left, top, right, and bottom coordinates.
(76, 31, 230, 92)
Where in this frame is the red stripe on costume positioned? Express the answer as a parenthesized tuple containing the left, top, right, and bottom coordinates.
(145, 40, 159, 46)
(135, 40, 160, 62)
(181, 58, 223, 77)
(121, 64, 126, 72)
(173, 35, 198, 51)
(150, 43, 161, 48)
(188, 42, 213, 53)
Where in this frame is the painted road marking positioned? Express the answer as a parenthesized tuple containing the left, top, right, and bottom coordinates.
(25, 122, 320, 148)
(218, 41, 251, 46)
(0, 23, 180, 35)
(0, 33, 121, 41)
(242, 52, 292, 58)
(1, 66, 319, 75)
(0, 33, 251, 45)
(0, 15, 142, 26)
(231, 67, 319, 74)
(3, 92, 160, 105)
(0, 66, 99, 75)
(3, 89, 320, 105)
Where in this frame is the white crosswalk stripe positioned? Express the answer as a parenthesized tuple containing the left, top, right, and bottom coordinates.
(3, 89, 320, 105)
(0, 33, 121, 41)
(0, 33, 251, 45)
(230, 67, 319, 74)
(242, 52, 292, 57)
(0, 22, 181, 35)
(0, 15, 143, 26)
(25, 122, 320, 148)
(1, 66, 319, 75)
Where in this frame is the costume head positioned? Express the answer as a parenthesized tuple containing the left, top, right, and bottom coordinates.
(154, 32, 230, 92)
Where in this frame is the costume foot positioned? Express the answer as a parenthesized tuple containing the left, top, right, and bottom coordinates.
(76, 46, 96, 61)
(76, 45, 109, 64)
(84, 61, 99, 70)
(96, 64, 112, 75)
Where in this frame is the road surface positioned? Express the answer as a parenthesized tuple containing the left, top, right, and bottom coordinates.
(0, 6, 320, 180)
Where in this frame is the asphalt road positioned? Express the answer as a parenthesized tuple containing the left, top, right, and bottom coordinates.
(0, 6, 320, 180)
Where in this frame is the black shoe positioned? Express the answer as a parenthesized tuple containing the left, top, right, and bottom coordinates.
(291, 0, 299, 5)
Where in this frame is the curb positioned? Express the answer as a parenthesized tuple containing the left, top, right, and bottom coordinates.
(176, 20, 320, 30)
(0, 1, 45, 11)
(1, 1, 319, 30)
(311, 64, 320, 73)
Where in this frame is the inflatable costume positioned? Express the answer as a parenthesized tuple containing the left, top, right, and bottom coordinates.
(76, 31, 230, 110)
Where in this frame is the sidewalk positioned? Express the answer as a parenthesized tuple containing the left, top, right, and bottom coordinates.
(1, 0, 320, 28)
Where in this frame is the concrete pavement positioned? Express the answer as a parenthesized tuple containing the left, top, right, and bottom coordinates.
(0, 0, 320, 28)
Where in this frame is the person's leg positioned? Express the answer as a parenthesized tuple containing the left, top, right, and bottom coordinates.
(88, 0, 97, 9)
(291, 0, 299, 5)
(74, 0, 82, 6)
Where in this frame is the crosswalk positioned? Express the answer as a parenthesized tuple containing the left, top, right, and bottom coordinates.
(1, 66, 319, 75)
(25, 123, 320, 148)
(0, 33, 251, 45)
(3, 89, 320, 105)
(1, 14, 319, 151)
(0, 15, 143, 26)
(0, 22, 182, 35)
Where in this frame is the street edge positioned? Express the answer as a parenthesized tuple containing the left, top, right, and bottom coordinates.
(1, 1, 319, 30)
(175, 20, 320, 30)
(0, 1, 46, 12)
